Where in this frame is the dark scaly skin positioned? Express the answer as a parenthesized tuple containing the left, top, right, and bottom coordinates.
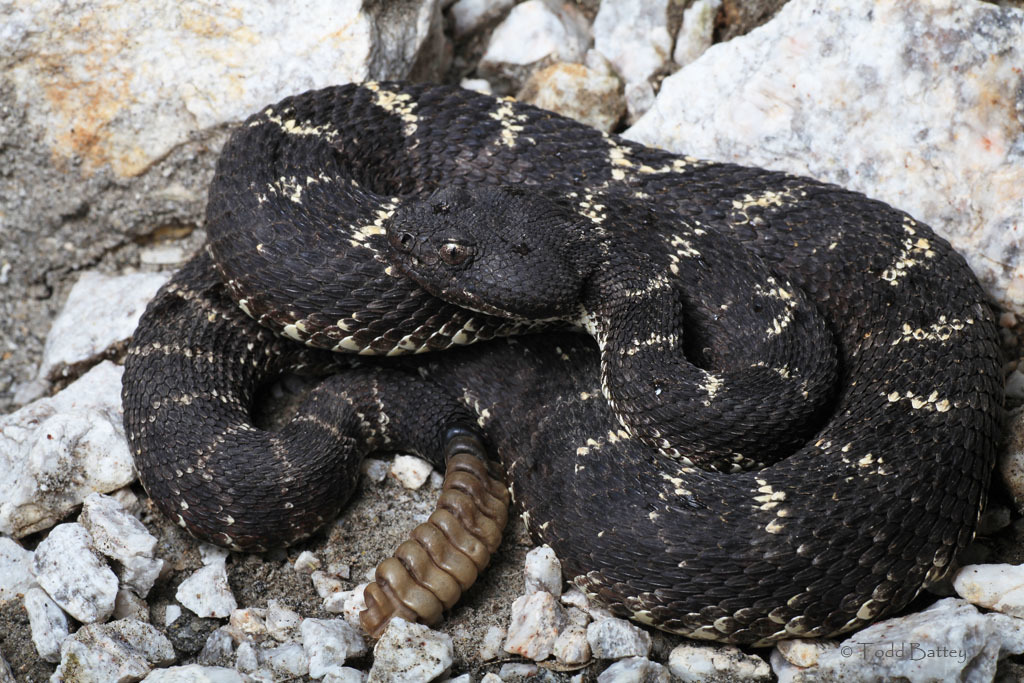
(123, 82, 1003, 645)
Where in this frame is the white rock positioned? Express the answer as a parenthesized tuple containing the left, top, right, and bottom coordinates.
(445, 675, 471, 683)
(302, 617, 368, 678)
(32, 522, 118, 624)
(176, 558, 237, 619)
(673, 0, 723, 67)
(39, 271, 170, 380)
(628, 0, 1024, 314)
(266, 600, 303, 642)
(139, 244, 188, 266)
(0, 361, 133, 537)
(478, 625, 506, 661)
(504, 590, 567, 661)
(772, 638, 837, 669)
(560, 586, 591, 612)
(594, 0, 672, 84)
(80, 492, 164, 597)
(52, 619, 175, 682)
(263, 642, 309, 678)
(597, 656, 670, 682)
(999, 408, 1024, 512)
(164, 604, 182, 627)
(771, 598, 1024, 682)
(479, 674, 502, 683)
(460, 78, 493, 95)
(390, 454, 434, 490)
(450, 0, 517, 38)
(367, 617, 453, 683)
(322, 668, 367, 683)
(524, 546, 563, 596)
(0, 536, 35, 601)
(0, 653, 11, 683)
(113, 588, 151, 622)
(294, 550, 321, 574)
(312, 569, 345, 599)
(325, 583, 368, 629)
(498, 663, 538, 679)
(230, 607, 268, 635)
(142, 665, 245, 682)
(553, 624, 590, 665)
(1006, 369, 1024, 401)
(586, 617, 652, 660)
(954, 563, 1024, 618)
(668, 643, 772, 682)
(480, 0, 590, 89)
(23, 586, 68, 663)
(3, 0, 442, 177)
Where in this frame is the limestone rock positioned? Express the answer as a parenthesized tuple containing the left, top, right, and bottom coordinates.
(31, 522, 118, 624)
(0, 361, 133, 537)
(2, 0, 444, 177)
(629, 0, 1024, 314)
(38, 271, 170, 381)
(52, 619, 175, 682)
(367, 618, 453, 683)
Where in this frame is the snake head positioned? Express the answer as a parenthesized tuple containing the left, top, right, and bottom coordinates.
(386, 185, 587, 320)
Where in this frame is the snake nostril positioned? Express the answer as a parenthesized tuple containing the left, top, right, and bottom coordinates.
(397, 231, 414, 252)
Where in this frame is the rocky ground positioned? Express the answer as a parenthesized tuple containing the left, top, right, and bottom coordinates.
(2, 0, 1024, 681)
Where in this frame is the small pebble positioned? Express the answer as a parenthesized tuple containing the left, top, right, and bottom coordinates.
(266, 600, 303, 641)
(553, 624, 590, 665)
(302, 617, 367, 678)
(597, 656, 671, 682)
(504, 591, 567, 661)
(390, 454, 434, 489)
(587, 617, 652, 660)
(312, 569, 345, 598)
(524, 546, 562, 596)
(176, 559, 237, 619)
(361, 458, 390, 484)
(164, 604, 182, 627)
(478, 625, 507, 661)
(230, 607, 268, 635)
(294, 550, 321, 574)
(32, 522, 118, 624)
(23, 586, 68, 663)
(367, 618, 453, 683)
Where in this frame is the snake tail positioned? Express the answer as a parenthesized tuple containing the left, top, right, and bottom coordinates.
(361, 431, 510, 638)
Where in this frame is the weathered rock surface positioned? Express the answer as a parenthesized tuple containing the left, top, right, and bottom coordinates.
(629, 0, 1024, 314)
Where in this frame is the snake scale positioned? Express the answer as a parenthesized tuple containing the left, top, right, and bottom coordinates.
(122, 82, 1003, 645)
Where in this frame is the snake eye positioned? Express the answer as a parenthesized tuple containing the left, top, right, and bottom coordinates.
(438, 241, 474, 266)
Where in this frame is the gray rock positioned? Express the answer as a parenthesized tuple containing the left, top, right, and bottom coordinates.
(593, 0, 673, 84)
(176, 558, 237, 619)
(234, 641, 262, 674)
(503, 590, 567, 661)
(0, 536, 35, 601)
(628, 0, 1024, 314)
(673, 0, 723, 67)
(80, 492, 164, 597)
(450, 0, 517, 39)
(142, 666, 245, 682)
(52, 619, 175, 682)
(38, 271, 170, 381)
(198, 628, 236, 668)
(0, 362, 133, 538)
(0, 653, 13, 683)
(587, 617, 652, 660)
(23, 587, 68, 664)
(999, 407, 1024, 513)
(368, 618, 453, 683)
(596, 656, 670, 682)
(668, 643, 772, 682)
(32, 522, 118, 624)
(301, 617, 368, 679)
(770, 598, 1024, 682)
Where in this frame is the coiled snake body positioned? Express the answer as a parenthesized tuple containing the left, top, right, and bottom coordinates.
(122, 82, 1003, 645)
